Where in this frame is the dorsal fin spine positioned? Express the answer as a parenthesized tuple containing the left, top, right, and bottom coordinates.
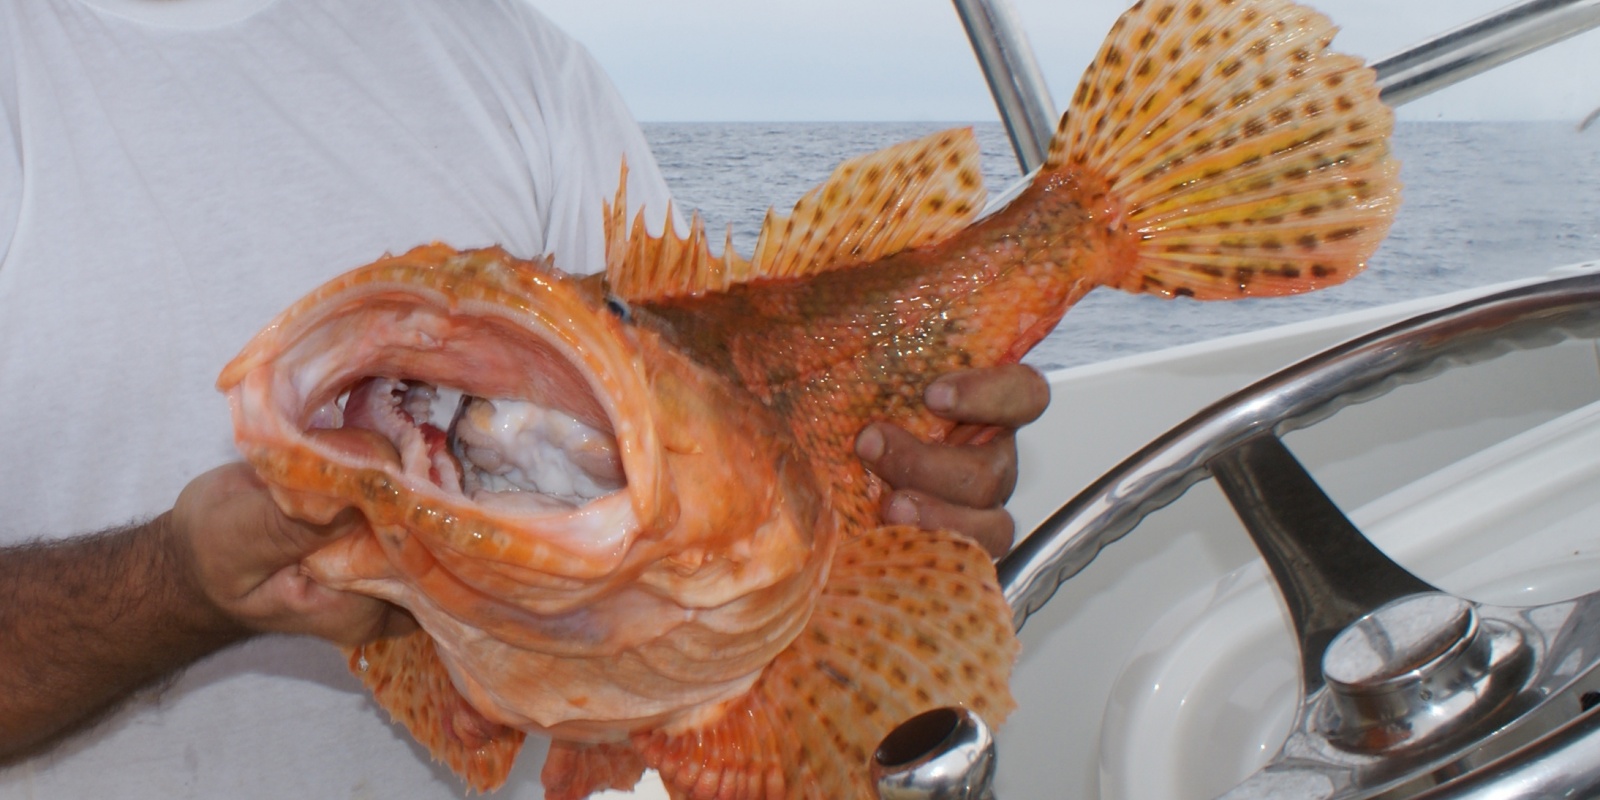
(605, 129, 989, 303)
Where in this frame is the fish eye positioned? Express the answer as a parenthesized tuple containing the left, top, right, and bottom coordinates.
(604, 294, 633, 322)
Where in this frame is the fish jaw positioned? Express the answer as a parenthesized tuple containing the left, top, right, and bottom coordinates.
(219, 244, 834, 738)
(220, 245, 669, 569)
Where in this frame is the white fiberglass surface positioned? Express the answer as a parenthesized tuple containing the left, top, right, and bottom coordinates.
(1098, 398, 1600, 800)
(596, 779, 668, 799)
(993, 266, 1600, 800)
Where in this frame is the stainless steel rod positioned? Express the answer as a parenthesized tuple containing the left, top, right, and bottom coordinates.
(1373, 0, 1600, 107)
(1000, 272, 1600, 631)
(951, 0, 1058, 174)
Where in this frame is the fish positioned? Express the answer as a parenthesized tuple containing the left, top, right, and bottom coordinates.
(215, 0, 1400, 797)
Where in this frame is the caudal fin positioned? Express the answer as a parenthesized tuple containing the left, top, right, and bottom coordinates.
(1051, 0, 1400, 299)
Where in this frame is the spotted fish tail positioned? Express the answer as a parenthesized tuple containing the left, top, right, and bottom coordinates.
(1054, 0, 1400, 299)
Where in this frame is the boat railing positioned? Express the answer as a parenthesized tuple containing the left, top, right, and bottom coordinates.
(998, 269, 1600, 632)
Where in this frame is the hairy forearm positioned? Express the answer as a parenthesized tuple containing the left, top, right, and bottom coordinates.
(0, 515, 249, 759)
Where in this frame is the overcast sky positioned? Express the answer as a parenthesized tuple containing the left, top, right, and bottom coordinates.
(533, 0, 1600, 123)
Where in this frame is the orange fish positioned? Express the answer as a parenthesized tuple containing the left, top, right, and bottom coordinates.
(217, 0, 1399, 796)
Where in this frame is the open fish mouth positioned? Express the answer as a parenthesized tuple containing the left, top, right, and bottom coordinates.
(219, 245, 671, 572)
(325, 376, 626, 513)
(220, 245, 835, 741)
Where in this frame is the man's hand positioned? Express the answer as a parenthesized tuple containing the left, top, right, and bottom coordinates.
(169, 460, 412, 646)
(0, 441, 409, 760)
(855, 364, 1050, 557)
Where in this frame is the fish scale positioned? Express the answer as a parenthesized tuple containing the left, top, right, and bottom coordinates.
(641, 167, 1127, 531)
(218, 0, 1401, 796)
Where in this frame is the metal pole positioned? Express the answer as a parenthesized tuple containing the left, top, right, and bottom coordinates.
(950, 0, 1058, 175)
(1373, 0, 1600, 107)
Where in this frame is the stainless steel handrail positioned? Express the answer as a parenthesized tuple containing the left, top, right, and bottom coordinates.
(999, 270, 1600, 632)
(1412, 706, 1600, 799)
(951, 0, 1057, 174)
(992, 268, 1600, 799)
(1373, 0, 1600, 107)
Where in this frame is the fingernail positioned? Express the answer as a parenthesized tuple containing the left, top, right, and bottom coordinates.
(855, 425, 885, 461)
(885, 493, 919, 526)
(925, 381, 956, 413)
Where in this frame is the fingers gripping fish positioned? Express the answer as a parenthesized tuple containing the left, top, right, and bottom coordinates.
(217, 0, 1400, 797)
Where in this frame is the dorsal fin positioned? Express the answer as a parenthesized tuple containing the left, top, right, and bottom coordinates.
(605, 128, 988, 303)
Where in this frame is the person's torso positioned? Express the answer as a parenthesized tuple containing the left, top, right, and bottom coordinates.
(0, 2, 668, 795)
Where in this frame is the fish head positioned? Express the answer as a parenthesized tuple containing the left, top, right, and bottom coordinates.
(218, 244, 833, 737)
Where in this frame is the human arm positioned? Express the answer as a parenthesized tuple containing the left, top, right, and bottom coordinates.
(855, 364, 1051, 558)
(0, 459, 407, 761)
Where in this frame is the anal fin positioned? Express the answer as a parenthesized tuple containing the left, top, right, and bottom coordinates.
(542, 739, 648, 800)
(348, 629, 525, 793)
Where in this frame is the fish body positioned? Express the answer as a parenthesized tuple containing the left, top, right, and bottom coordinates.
(218, 0, 1400, 797)
(629, 165, 1132, 529)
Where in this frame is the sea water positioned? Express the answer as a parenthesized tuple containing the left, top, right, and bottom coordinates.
(641, 121, 1600, 369)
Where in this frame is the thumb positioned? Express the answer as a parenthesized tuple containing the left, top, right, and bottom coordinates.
(250, 563, 415, 644)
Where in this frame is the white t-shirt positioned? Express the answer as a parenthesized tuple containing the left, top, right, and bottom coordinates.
(0, 0, 672, 795)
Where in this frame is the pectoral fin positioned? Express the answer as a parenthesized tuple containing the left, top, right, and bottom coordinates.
(631, 525, 1018, 799)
